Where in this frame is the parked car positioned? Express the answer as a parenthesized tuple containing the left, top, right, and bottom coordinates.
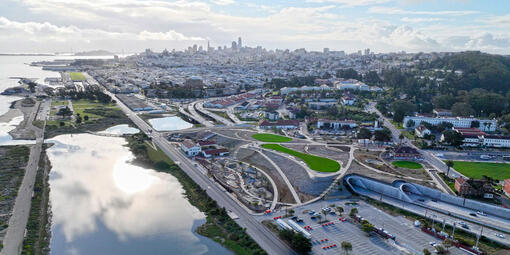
(469, 213, 478, 217)
(495, 233, 505, 239)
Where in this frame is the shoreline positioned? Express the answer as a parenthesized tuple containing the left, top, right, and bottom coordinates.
(0, 108, 23, 123)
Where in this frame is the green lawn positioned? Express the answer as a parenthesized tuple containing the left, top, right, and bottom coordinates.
(69, 72, 86, 81)
(146, 144, 173, 165)
(392, 160, 422, 169)
(262, 144, 340, 172)
(252, 133, 293, 142)
(72, 100, 119, 121)
(448, 161, 510, 180)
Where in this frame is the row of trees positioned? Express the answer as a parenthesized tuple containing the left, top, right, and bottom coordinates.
(58, 90, 113, 104)
(358, 127, 392, 142)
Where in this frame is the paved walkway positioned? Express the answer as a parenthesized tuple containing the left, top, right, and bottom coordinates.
(1, 100, 46, 255)
(256, 149, 302, 204)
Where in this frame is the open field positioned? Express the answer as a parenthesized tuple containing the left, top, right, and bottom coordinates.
(449, 161, 510, 180)
(45, 99, 129, 138)
(252, 133, 292, 142)
(392, 160, 422, 169)
(261, 144, 340, 172)
(69, 72, 86, 81)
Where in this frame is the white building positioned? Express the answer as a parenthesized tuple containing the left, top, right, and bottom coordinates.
(403, 116, 497, 132)
(317, 119, 357, 129)
(180, 139, 201, 156)
(414, 125, 431, 138)
(482, 135, 510, 148)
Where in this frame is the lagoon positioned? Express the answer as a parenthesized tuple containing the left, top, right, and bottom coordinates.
(47, 134, 231, 255)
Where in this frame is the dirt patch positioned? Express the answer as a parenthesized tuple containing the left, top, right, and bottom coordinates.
(237, 148, 296, 203)
(262, 150, 334, 200)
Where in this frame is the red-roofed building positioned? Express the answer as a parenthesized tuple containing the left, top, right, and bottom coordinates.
(455, 177, 494, 198)
(198, 140, 216, 147)
(202, 148, 229, 158)
(504, 179, 510, 196)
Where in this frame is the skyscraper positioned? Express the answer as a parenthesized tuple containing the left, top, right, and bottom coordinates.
(238, 37, 242, 49)
(231, 41, 237, 51)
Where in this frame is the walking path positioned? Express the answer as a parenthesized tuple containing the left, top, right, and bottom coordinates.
(1, 100, 47, 255)
(256, 150, 302, 204)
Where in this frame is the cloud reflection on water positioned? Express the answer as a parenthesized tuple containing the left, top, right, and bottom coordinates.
(47, 134, 223, 254)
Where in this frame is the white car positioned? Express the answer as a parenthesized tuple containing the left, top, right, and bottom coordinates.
(429, 241, 436, 246)
(321, 207, 331, 212)
(476, 211, 487, 216)
(495, 233, 505, 239)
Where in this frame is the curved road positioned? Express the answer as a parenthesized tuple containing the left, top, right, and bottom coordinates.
(109, 92, 294, 255)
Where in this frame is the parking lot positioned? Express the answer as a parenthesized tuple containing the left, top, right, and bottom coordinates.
(259, 199, 466, 255)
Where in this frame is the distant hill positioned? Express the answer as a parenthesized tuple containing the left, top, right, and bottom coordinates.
(73, 50, 115, 56)
(431, 51, 510, 92)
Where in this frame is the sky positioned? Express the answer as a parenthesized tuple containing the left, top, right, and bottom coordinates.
(1, 0, 510, 54)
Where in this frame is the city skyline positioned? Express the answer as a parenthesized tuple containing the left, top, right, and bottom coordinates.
(1, 0, 510, 54)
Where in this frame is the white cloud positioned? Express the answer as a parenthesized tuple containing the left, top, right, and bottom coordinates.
(211, 0, 235, 5)
(369, 6, 479, 16)
(401, 17, 443, 23)
(0, 16, 204, 52)
(1, 0, 509, 54)
(305, 0, 391, 6)
(484, 14, 510, 28)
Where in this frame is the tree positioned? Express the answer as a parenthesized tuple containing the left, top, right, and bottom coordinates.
(391, 100, 416, 122)
(337, 206, 344, 215)
(445, 160, 454, 177)
(374, 128, 392, 142)
(442, 130, 463, 146)
(435, 245, 446, 254)
(406, 119, 415, 128)
(349, 208, 358, 217)
(327, 106, 339, 117)
(432, 94, 455, 109)
(288, 209, 295, 215)
(423, 248, 431, 255)
(59, 121, 65, 127)
(336, 68, 359, 80)
(56, 106, 73, 117)
(84, 115, 89, 121)
(341, 241, 352, 255)
(362, 223, 374, 234)
(442, 239, 454, 252)
(278, 229, 312, 255)
(451, 102, 475, 117)
(357, 128, 372, 139)
(76, 115, 82, 124)
(322, 210, 328, 221)
(363, 71, 382, 85)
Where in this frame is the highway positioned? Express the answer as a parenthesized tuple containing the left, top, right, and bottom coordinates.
(185, 102, 214, 127)
(194, 101, 234, 126)
(179, 105, 213, 127)
(109, 92, 294, 255)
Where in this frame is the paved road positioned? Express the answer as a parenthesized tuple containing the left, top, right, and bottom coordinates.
(108, 92, 294, 255)
(185, 102, 214, 127)
(352, 184, 510, 248)
(366, 102, 462, 188)
(195, 101, 234, 126)
(1, 100, 46, 255)
(179, 106, 214, 127)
